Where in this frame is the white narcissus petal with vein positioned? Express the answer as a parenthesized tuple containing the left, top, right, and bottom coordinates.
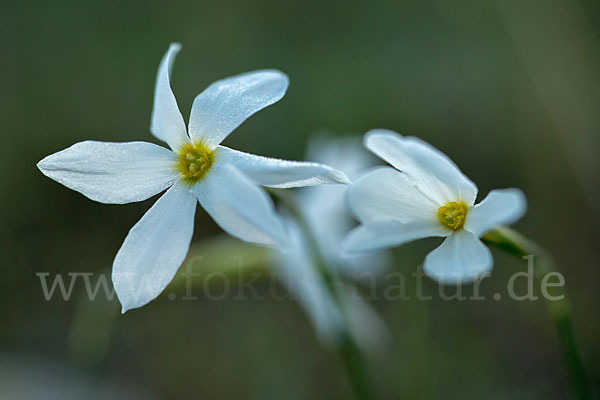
(345, 129, 527, 284)
(345, 220, 449, 253)
(347, 166, 439, 224)
(195, 163, 289, 247)
(149, 43, 190, 151)
(37, 141, 178, 204)
(464, 189, 527, 237)
(188, 70, 289, 148)
(37, 43, 348, 312)
(424, 230, 493, 284)
(364, 129, 478, 205)
(217, 146, 349, 188)
(112, 182, 196, 312)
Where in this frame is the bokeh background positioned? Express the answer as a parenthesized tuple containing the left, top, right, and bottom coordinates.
(2, 0, 600, 398)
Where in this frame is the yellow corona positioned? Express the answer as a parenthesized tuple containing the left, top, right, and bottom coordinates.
(437, 201, 468, 231)
(177, 142, 215, 184)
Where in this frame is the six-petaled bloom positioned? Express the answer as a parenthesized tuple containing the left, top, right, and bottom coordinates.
(37, 43, 349, 312)
(344, 129, 527, 284)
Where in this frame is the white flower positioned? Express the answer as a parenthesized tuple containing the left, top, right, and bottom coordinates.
(274, 136, 390, 353)
(344, 129, 527, 284)
(299, 136, 390, 275)
(37, 43, 348, 312)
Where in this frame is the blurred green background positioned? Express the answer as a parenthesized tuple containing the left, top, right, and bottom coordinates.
(2, 0, 600, 398)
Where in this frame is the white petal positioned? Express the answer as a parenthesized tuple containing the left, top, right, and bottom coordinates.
(195, 163, 288, 246)
(275, 219, 390, 353)
(344, 220, 449, 254)
(112, 182, 196, 312)
(274, 219, 345, 347)
(188, 70, 289, 147)
(150, 43, 190, 150)
(348, 167, 439, 224)
(298, 136, 392, 274)
(464, 189, 527, 237)
(216, 146, 349, 188)
(424, 230, 492, 284)
(37, 141, 178, 204)
(340, 288, 392, 355)
(364, 129, 478, 205)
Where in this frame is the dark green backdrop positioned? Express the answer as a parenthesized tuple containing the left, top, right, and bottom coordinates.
(2, 0, 599, 398)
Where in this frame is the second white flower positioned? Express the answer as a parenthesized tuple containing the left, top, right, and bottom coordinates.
(344, 129, 526, 284)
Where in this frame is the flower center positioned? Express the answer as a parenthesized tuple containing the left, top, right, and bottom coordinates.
(437, 201, 468, 231)
(177, 142, 214, 184)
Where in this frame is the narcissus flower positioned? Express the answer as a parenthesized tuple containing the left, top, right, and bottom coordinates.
(37, 44, 348, 311)
(344, 129, 526, 284)
(274, 136, 390, 352)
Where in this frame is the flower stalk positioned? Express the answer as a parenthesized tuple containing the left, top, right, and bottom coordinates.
(481, 227, 591, 400)
(275, 189, 378, 400)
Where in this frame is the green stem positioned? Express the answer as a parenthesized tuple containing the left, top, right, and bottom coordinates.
(482, 227, 592, 400)
(273, 189, 378, 400)
(339, 331, 376, 400)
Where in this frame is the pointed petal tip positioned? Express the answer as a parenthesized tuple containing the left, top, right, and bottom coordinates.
(117, 294, 141, 314)
(36, 159, 46, 172)
(335, 170, 351, 185)
(235, 232, 290, 250)
(115, 287, 141, 314)
(150, 42, 189, 150)
(316, 166, 351, 185)
(115, 290, 131, 314)
(261, 224, 291, 249)
(36, 152, 56, 173)
(117, 293, 131, 314)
